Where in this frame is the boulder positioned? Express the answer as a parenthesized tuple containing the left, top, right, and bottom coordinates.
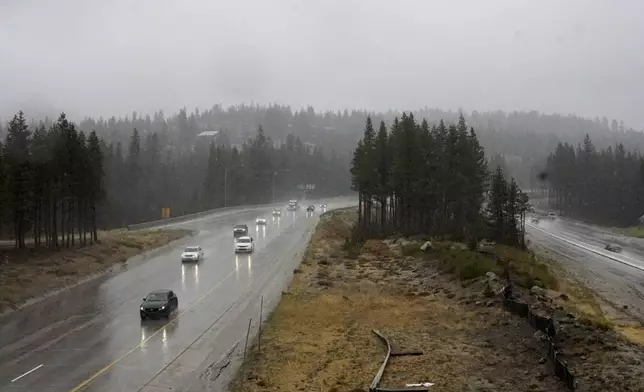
(420, 241, 434, 251)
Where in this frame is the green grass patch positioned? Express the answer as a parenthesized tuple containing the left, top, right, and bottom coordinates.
(616, 226, 644, 238)
(495, 245, 559, 290)
(406, 241, 559, 289)
(580, 315, 614, 331)
(342, 238, 362, 259)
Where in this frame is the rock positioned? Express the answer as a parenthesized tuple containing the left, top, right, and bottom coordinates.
(446, 293, 456, 299)
(420, 241, 434, 251)
(486, 301, 495, 307)
(530, 286, 545, 296)
(534, 330, 546, 341)
(623, 304, 629, 309)
(486, 271, 498, 280)
(559, 293, 569, 300)
(475, 301, 482, 306)
(398, 238, 412, 247)
(539, 357, 547, 364)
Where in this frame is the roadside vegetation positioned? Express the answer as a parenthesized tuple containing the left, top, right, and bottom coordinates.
(0, 228, 190, 312)
(234, 209, 644, 392)
(614, 226, 644, 238)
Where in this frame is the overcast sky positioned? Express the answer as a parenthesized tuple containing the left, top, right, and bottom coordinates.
(1, 0, 643, 128)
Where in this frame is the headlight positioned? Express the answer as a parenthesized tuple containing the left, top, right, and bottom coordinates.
(140, 306, 144, 310)
(160, 305, 165, 310)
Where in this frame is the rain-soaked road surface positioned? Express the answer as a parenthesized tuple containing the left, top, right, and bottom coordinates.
(526, 214, 644, 322)
(0, 198, 355, 391)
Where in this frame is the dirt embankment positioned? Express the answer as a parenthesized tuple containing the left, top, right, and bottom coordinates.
(0, 228, 191, 312)
(232, 209, 644, 392)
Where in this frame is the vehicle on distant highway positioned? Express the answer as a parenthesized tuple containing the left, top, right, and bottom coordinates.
(320, 203, 327, 209)
(306, 205, 315, 212)
(547, 212, 557, 219)
(605, 244, 623, 253)
(234, 236, 255, 253)
(140, 289, 178, 320)
(272, 209, 281, 217)
(233, 224, 249, 238)
(531, 217, 540, 224)
(287, 199, 299, 211)
(181, 246, 203, 263)
(256, 217, 267, 225)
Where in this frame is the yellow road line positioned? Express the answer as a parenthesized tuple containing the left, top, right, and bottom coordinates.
(70, 268, 237, 392)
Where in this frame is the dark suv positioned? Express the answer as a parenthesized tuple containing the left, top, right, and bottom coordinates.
(306, 205, 315, 212)
(233, 224, 249, 238)
(140, 289, 178, 319)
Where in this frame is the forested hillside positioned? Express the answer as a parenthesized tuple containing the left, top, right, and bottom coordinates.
(544, 135, 644, 227)
(16, 103, 636, 191)
(0, 111, 350, 248)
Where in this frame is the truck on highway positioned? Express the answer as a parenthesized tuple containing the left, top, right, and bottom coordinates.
(287, 199, 299, 211)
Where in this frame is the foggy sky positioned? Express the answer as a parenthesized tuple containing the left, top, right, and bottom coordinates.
(1, 0, 643, 128)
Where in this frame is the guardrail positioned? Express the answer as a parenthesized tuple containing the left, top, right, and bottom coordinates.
(126, 203, 281, 231)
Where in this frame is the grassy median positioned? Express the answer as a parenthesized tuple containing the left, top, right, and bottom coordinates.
(0, 228, 192, 312)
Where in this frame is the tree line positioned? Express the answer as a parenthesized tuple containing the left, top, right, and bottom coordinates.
(544, 135, 644, 227)
(0, 112, 103, 249)
(350, 114, 528, 249)
(0, 111, 351, 249)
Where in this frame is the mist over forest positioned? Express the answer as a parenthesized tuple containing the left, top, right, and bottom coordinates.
(2, 0, 644, 241)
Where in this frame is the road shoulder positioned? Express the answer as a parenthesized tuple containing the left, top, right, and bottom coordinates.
(228, 209, 644, 391)
(0, 228, 193, 314)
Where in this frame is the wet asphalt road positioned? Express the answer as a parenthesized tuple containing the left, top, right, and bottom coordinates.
(526, 215, 644, 322)
(0, 198, 355, 392)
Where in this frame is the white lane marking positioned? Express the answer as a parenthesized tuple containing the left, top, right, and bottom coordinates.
(527, 222, 644, 272)
(11, 364, 43, 382)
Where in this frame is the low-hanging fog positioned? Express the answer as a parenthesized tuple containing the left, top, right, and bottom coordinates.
(1, 0, 643, 127)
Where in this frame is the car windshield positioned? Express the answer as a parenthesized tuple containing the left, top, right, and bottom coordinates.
(184, 247, 199, 252)
(238, 238, 251, 244)
(146, 293, 167, 301)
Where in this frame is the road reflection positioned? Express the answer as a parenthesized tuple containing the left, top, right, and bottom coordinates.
(235, 254, 240, 281)
(140, 315, 179, 351)
(234, 253, 253, 279)
(272, 215, 281, 228)
(255, 224, 266, 238)
(181, 263, 200, 290)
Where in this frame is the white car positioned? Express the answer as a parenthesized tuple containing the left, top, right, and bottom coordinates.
(548, 212, 557, 219)
(256, 218, 267, 225)
(181, 246, 204, 262)
(234, 236, 254, 253)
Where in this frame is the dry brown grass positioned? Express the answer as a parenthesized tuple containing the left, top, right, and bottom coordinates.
(0, 228, 191, 312)
(232, 210, 569, 392)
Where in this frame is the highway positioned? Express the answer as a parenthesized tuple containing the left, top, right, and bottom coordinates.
(526, 216, 644, 323)
(0, 198, 355, 392)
